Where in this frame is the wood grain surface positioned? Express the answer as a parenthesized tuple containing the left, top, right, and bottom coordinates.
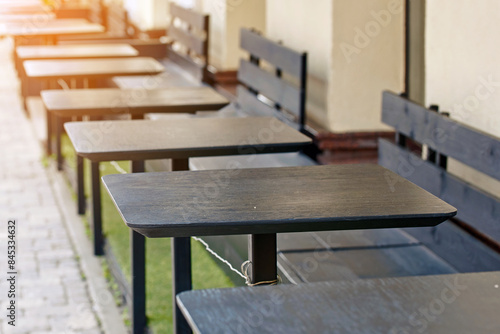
(177, 271, 500, 334)
(102, 164, 456, 238)
(24, 57, 164, 79)
(0, 19, 104, 37)
(16, 43, 138, 60)
(42, 87, 228, 116)
(65, 117, 311, 161)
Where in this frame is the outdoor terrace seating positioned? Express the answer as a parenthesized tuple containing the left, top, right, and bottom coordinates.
(3, 1, 499, 334)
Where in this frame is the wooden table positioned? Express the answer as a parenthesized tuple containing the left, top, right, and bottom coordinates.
(102, 164, 456, 334)
(44, 86, 229, 173)
(0, 19, 104, 44)
(0, 13, 55, 22)
(24, 57, 164, 80)
(16, 43, 139, 60)
(177, 271, 500, 333)
(0, 3, 48, 15)
(23, 57, 164, 153)
(66, 116, 311, 333)
(16, 43, 139, 111)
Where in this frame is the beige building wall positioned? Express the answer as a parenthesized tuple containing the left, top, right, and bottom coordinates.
(203, 0, 266, 71)
(225, 0, 266, 69)
(126, 0, 265, 70)
(330, 0, 405, 132)
(130, 0, 405, 132)
(425, 0, 500, 195)
(267, 0, 405, 132)
(266, 0, 332, 130)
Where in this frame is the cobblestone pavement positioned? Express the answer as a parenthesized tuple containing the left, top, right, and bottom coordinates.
(0, 38, 103, 333)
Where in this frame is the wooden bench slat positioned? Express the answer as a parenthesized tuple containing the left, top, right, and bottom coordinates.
(382, 91, 500, 180)
(236, 85, 299, 130)
(312, 229, 419, 249)
(168, 25, 206, 56)
(166, 46, 204, 82)
(106, 2, 128, 35)
(279, 245, 456, 283)
(238, 59, 301, 117)
(379, 139, 500, 244)
(170, 2, 208, 31)
(240, 28, 305, 78)
(405, 221, 500, 272)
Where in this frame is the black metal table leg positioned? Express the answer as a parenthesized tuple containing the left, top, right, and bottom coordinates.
(130, 160, 147, 333)
(172, 237, 192, 334)
(46, 108, 52, 155)
(131, 230, 146, 334)
(91, 161, 103, 255)
(248, 234, 277, 284)
(171, 158, 191, 334)
(77, 155, 85, 215)
(56, 115, 63, 171)
(130, 161, 147, 334)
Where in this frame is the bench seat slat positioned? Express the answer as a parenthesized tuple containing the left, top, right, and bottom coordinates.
(278, 245, 457, 283)
(379, 139, 500, 244)
(236, 85, 299, 130)
(405, 221, 500, 272)
(166, 46, 205, 82)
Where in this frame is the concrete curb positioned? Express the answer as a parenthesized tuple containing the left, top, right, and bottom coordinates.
(46, 165, 129, 334)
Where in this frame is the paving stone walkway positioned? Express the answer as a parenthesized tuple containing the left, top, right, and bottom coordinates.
(0, 38, 103, 333)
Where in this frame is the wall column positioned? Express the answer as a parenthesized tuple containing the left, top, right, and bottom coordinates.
(202, 0, 266, 71)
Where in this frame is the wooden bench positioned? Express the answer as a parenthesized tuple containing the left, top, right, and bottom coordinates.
(112, 2, 210, 89)
(379, 91, 500, 271)
(186, 29, 453, 285)
(56, 0, 132, 42)
(197, 91, 494, 286)
(56, 0, 168, 59)
(189, 27, 317, 171)
(274, 92, 500, 284)
(174, 92, 500, 333)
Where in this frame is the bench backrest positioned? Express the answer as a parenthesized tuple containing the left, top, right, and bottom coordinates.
(167, 2, 209, 82)
(236, 28, 308, 134)
(88, 0, 104, 25)
(103, 1, 130, 37)
(379, 91, 500, 253)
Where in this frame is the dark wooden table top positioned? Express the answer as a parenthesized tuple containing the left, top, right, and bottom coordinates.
(42, 87, 228, 116)
(0, 13, 55, 22)
(0, 3, 47, 15)
(16, 43, 139, 60)
(24, 57, 164, 79)
(102, 164, 456, 238)
(0, 19, 104, 37)
(177, 271, 500, 334)
(65, 117, 311, 161)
